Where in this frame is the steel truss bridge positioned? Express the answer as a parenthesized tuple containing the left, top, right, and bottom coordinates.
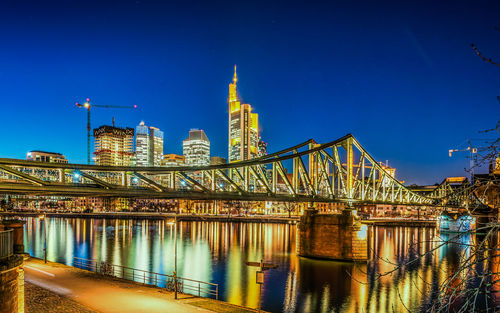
(0, 134, 488, 210)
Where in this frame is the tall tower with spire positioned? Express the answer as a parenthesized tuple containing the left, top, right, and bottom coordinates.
(228, 66, 259, 162)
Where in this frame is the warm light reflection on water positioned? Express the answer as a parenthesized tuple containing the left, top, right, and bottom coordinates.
(23, 218, 493, 312)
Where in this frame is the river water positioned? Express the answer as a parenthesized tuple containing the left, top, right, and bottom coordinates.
(21, 217, 495, 312)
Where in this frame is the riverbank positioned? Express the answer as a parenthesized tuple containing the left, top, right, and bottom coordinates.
(361, 218, 436, 227)
(0, 211, 299, 223)
(0, 211, 439, 227)
(24, 257, 262, 313)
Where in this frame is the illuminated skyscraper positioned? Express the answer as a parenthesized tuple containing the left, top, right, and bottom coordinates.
(228, 66, 259, 162)
(183, 129, 210, 166)
(136, 121, 164, 167)
(93, 125, 134, 166)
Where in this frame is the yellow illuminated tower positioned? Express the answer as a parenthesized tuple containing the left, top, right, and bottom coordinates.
(228, 66, 259, 162)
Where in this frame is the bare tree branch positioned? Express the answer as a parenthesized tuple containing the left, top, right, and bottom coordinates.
(471, 43, 500, 66)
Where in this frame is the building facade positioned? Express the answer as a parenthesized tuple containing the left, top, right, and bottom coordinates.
(26, 151, 68, 163)
(228, 66, 260, 162)
(183, 129, 210, 166)
(161, 154, 186, 167)
(136, 121, 164, 167)
(210, 156, 227, 165)
(93, 125, 134, 166)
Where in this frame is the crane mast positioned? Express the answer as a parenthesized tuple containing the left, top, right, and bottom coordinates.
(76, 98, 137, 164)
(449, 139, 478, 183)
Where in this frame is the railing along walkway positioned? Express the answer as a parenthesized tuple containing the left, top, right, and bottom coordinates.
(73, 257, 218, 299)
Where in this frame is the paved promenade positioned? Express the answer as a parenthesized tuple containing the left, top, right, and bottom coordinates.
(24, 258, 259, 313)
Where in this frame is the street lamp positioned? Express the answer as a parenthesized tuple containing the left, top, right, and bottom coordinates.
(39, 214, 47, 263)
(166, 216, 178, 299)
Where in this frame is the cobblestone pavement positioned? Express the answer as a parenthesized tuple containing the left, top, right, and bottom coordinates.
(25, 281, 98, 313)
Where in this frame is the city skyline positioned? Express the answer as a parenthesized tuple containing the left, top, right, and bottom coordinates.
(0, 3, 498, 313)
(0, 1, 498, 185)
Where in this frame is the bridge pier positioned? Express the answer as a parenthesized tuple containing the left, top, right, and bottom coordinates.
(297, 208, 368, 262)
(0, 220, 25, 313)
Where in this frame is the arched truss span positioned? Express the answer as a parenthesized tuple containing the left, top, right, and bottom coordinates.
(0, 134, 487, 208)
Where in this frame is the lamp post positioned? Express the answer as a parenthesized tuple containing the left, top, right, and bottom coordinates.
(167, 216, 178, 299)
(245, 260, 279, 312)
(39, 213, 47, 263)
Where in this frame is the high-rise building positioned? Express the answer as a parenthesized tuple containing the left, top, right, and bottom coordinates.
(135, 121, 164, 167)
(161, 154, 185, 167)
(93, 125, 134, 166)
(258, 140, 267, 157)
(26, 151, 68, 163)
(183, 129, 210, 166)
(379, 161, 396, 188)
(228, 66, 260, 162)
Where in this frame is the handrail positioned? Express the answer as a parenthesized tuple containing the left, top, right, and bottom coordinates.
(0, 229, 13, 258)
(73, 257, 218, 299)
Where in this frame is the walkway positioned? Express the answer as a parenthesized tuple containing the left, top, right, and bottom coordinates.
(24, 258, 258, 313)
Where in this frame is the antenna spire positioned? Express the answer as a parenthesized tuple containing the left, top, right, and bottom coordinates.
(233, 64, 238, 84)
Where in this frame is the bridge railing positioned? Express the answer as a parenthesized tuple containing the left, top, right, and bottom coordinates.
(0, 229, 13, 259)
(73, 257, 218, 299)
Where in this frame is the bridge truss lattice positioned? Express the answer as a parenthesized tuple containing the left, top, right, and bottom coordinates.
(0, 134, 486, 208)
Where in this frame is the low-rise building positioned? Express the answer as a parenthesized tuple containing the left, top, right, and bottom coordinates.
(161, 154, 186, 167)
(210, 156, 227, 166)
(26, 151, 68, 163)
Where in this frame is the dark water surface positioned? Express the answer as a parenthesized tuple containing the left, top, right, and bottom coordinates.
(22, 217, 488, 312)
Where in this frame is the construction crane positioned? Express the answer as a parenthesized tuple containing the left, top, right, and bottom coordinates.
(76, 98, 137, 164)
(449, 139, 478, 183)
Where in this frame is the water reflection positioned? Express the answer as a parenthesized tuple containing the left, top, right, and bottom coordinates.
(22, 218, 495, 312)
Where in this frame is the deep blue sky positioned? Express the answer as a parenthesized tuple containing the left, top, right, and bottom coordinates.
(0, 0, 499, 185)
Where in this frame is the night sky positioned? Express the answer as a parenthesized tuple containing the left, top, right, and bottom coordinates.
(0, 0, 499, 185)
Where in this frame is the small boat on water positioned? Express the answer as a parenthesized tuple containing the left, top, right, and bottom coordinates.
(437, 211, 475, 233)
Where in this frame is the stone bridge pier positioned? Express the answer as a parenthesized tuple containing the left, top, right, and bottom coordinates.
(0, 220, 25, 313)
(297, 208, 368, 262)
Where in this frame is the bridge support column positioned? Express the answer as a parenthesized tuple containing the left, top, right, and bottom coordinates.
(297, 208, 367, 262)
(0, 220, 25, 313)
(1, 220, 25, 254)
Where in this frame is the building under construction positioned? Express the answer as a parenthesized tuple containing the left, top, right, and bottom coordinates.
(93, 125, 134, 166)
